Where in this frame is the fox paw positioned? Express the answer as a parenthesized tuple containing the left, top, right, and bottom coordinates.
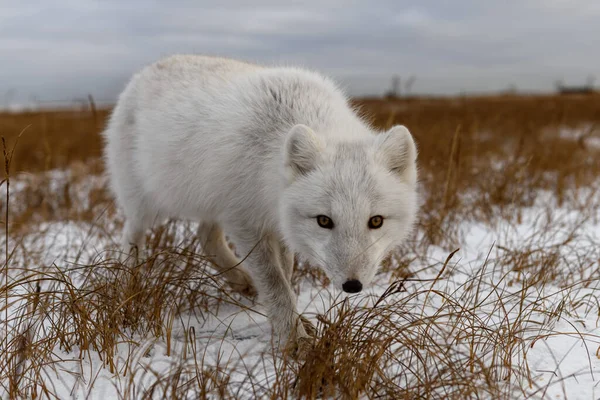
(287, 334, 313, 360)
(285, 316, 316, 360)
(227, 269, 257, 298)
(299, 315, 317, 338)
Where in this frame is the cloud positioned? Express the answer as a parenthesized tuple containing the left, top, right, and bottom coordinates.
(0, 0, 598, 104)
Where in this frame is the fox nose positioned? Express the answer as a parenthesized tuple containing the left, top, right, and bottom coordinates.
(342, 279, 363, 293)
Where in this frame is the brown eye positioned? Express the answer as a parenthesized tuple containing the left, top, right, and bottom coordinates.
(317, 215, 334, 229)
(368, 215, 384, 229)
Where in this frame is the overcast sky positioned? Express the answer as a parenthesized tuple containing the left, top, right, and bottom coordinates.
(1, 0, 599, 105)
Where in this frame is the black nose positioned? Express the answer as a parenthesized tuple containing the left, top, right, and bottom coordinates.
(342, 279, 363, 293)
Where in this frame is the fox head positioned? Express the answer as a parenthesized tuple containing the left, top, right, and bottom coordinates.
(279, 123, 419, 292)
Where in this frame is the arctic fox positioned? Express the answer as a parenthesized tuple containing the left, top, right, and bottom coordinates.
(103, 55, 419, 355)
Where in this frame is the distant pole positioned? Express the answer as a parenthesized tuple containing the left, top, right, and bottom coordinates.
(392, 75, 401, 97)
(88, 94, 98, 126)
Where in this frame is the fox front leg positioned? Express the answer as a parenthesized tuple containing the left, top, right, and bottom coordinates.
(231, 228, 312, 357)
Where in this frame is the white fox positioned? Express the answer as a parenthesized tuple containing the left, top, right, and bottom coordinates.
(102, 55, 419, 355)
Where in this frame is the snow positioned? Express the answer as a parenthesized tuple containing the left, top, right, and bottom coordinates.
(548, 123, 600, 150)
(2, 173, 600, 399)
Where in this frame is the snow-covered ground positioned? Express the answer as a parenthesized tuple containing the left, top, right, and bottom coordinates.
(1, 172, 599, 399)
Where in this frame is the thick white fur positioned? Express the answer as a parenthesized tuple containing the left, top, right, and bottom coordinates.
(103, 54, 419, 350)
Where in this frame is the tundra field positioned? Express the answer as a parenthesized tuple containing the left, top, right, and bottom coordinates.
(1, 94, 600, 399)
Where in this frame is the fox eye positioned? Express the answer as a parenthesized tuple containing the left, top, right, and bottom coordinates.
(368, 215, 384, 229)
(317, 215, 334, 229)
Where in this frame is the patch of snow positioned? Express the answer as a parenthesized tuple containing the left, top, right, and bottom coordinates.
(2, 176, 600, 398)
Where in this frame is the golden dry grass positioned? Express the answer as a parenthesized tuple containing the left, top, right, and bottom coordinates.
(1, 93, 600, 399)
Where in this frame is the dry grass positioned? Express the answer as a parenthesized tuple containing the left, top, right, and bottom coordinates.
(1, 93, 600, 399)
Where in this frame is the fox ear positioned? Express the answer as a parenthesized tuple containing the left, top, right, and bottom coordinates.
(284, 124, 324, 180)
(375, 125, 417, 183)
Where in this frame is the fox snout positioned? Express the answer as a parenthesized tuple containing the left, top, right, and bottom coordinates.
(342, 279, 363, 293)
